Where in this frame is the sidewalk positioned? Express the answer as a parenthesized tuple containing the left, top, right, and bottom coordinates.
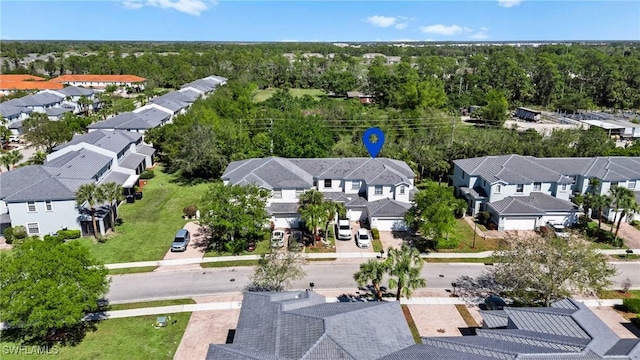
(105, 249, 640, 269)
(85, 295, 625, 321)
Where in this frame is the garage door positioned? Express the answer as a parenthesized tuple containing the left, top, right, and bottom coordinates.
(503, 218, 537, 231)
(348, 209, 367, 222)
(272, 216, 300, 229)
(371, 218, 408, 231)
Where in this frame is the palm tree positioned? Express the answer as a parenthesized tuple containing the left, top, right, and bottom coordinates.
(100, 182, 125, 231)
(2, 150, 23, 170)
(75, 183, 105, 239)
(385, 245, 427, 300)
(298, 190, 327, 245)
(0, 152, 12, 172)
(354, 259, 389, 301)
(609, 187, 637, 238)
(588, 193, 611, 229)
(322, 200, 346, 239)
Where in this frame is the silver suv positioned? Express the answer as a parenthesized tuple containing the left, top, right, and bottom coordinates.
(171, 229, 191, 252)
(547, 222, 569, 238)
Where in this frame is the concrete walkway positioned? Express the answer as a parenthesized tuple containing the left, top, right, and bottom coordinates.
(105, 249, 640, 269)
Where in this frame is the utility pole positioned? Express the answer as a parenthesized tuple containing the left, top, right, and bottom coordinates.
(269, 118, 273, 155)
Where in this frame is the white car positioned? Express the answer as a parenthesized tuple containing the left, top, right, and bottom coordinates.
(271, 230, 285, 247)
(336, 219, 351, 240)
(356, 229, 371, 248)
(547, 222, 569, 238)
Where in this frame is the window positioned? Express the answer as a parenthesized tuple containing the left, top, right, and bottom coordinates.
(27, 223, 40, 235)
(27, 202, 37, 212)
(495, 185, 502, 194)
(324, 179, 332, 188)
(611, 181, 619, 188)
(45, 201, 53, 211)
(533, 182, 541, 191)
(351, 180, 360, 190)
(516, 184, 524, 193)
(560, 184, 568, 192)
(273, 189, 282, 199)
(295, 189, 304, 198)
(374, 186, 383, 195)
(399, 185, 406, 195)
(461, 172, 465, 179)
(628, 180, 636, 189)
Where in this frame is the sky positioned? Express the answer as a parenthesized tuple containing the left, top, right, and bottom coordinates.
(1, 0, 639, 42)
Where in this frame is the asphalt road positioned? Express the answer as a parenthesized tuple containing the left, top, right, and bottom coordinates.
(106, 262, 640, 303)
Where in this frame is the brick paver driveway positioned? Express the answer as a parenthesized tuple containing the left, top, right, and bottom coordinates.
(335, 221, 374, 253)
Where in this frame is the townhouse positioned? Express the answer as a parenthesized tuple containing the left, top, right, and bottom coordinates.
(50, 74, 146, 91)
(452, 154, 640, 230)
(221, 157, 415, 231)
(0, 130, 154, 236)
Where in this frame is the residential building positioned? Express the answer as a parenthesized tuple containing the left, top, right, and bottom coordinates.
(221, 157, 415, 231)
(515, 107, 542, 122)
(452, 154, 640, 230)
(0, 75, 64, 95)
(50, 74, 146, 91)
(41, 85, 100, 114)
(0, 148, 139, 237)
(180, 76, 226, 98)
(564, 111, 640, 140)
(207, 292, 640, 360)
(346, 91, 374, 104)
(87, 110, 170, 134)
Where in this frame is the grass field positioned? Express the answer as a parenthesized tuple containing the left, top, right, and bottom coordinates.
(109, 299, 195, 311)
(108, 266, 158, 275)
(78, 166, 210, 264)
(0, 313, 190, 360)
(439, 219, 508, 253)
(253, 88, 325, 102)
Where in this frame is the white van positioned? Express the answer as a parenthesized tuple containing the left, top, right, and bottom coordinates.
(336, 219, 351, 240)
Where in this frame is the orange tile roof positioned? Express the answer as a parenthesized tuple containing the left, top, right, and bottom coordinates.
(0, 74, 46, 82)
(0, 80, 64, 90)
(50, 75, 146, 83)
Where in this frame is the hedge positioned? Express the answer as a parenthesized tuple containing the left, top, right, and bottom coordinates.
(623, 298, 640, 314)
(371, 228, 380, 240)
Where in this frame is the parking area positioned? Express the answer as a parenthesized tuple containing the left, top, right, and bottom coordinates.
(408, 304, 470, 337)
(334, 221, 374, 253)
(156, 222, 207, 271)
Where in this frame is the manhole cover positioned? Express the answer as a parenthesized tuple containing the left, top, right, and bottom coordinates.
(230, 278, 235, 282)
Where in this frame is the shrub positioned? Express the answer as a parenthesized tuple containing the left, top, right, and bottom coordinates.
(371, 228, 380, 240)
(139, 169, 155, 179)
(623, 298, 640, 314)
(44, 234, 64, 243)
(4, 226, 28, 244)
(477, 212, 491, 226)
(58, 229, 81, 240)
(183, 205, 198, 217)
(437, 238, 459, 250)
(486, 222, 498, 231)
(3, 227, 14, 244)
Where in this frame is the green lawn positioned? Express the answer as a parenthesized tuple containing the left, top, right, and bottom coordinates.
(78, 166, 210, 264)
(108, 266, 158, 275)
(253, 88, 325, 102)
(201, 260, 260, 268)
(203, 239, 270, 257)
(0, 313, 190, 360)
(597, 290, 640, 299)
(425, 257, 496, 263)
(439, 219, 508, 253)
(109, 299, 195, 311)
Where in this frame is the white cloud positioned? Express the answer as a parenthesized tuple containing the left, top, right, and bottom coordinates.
(366, 15, 397, 28)
(121, 0, 216, 16)
(420, 24, 465, 36)
(395, 23, 408, 30)
(497, 0, 523, 8)
(469, 32, 489, 40)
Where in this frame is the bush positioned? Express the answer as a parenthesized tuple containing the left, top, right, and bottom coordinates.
(371, 228, 380, 240)
(58, 229, 81, 240)
(183, 205, 198, 217)
(139, 169, 155, 179)
(486, 222, 498, 231)
(3, 226, 27, 244)
(437, 238, 459, 250)
(3, 227, 14, 244)
(477, 212, 491, 226)
(44, 234, 64, 243)
(623, 298, 640, 314)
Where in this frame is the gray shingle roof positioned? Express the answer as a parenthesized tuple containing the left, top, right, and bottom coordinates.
(88, 111, 163, 130)
(224, 157, 414, 190)
(207, 291, 414, 360)
(44, 149, 111, 179)
(119, 152, 145, 170)
(0, 166, 81, 202)
(55, 130, 142, 154)
(149, 98, 185, 112)
(137, 144, 156, 156)
(45, 107, 72, 116)
(133, 107, 170, 127)
(14, 92, 63, 107)
(367, 198, 411, 217)
(0, 103, 26, 118)
(54, 86, 95, 97)
(101, 170, 131, 186)
(456, 155, 640, 185)
(488, 193, 577, 216)
(267, 203, 299, 215)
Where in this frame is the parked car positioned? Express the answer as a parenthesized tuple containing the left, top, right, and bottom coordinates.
(336, 219, 351, 240)
(355, 229, 371, 248)
(171, 229, 191, 252)
(547, 222, 569, 238)
(271, 230, 285, 248)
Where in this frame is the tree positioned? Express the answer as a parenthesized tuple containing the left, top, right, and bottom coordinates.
(587, 193, 611, 228)
(247, 247, 306, 291)
(75, 183, 105, 239)
(0, 238, 109, 344)
(298, 189, 328, 246)
(171, 122, 228, 181)
(480, 89, 508, 126)
(385, 245, 427, 300)
(23, 113, 74, 153)
(404, 181, 464, 246)
(1, 150, 23, 170)
(354, 259, 388, 301)
(456, 235, 616, 307)
(199, 183, 270, 254)
(100, 182, 124, 231)
(609, 186, 637, 238)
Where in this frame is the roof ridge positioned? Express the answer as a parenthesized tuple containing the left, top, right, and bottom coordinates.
(423, 337, 520, 357)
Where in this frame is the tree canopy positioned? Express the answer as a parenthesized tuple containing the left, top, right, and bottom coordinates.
(0, 238, 109, 344)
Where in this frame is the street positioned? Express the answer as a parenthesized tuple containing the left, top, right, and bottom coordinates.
(106, 262, 640, 303)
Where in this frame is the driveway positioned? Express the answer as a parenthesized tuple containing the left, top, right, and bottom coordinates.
(335, 221, 374, 254)
(407, 304, 469, 337)
(156, 222, 208, 271)
(613, 222, 640, 249)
